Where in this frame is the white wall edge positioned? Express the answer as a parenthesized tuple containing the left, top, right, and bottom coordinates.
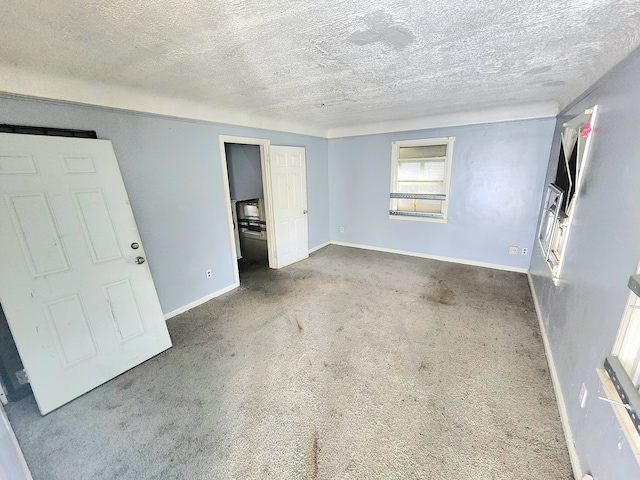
(330, 241, 528, 273)
(0, 65, 327, 138)
(309, 241, 331, 254)
(527, 272, 583, 480)
(163, 282, 240, 321)
(326, 102, 559, 138)
(0, 403, 33, 480)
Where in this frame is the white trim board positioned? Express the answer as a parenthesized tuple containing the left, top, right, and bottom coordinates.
(326, 101, 559, 138)
(163, 282, 239, 321)
(309, 241, 330, 254)
(163, 242, 525, 322)
(527, 272, 583, 480)
(330, 241, 528, 273)
(0, 65, 557, 139)
(0, 65, 327, 138)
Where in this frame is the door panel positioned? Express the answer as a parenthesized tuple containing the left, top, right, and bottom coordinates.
(61, 155, 96, 173)
(104, 280, 146, 342)
(45, 295, 98, 365)
(269, 146, 308, 268)
(0, 154, 37, 174)
(0, 133, 172, 415)
(7, 193, 70, 276)
(74, 190, 122, 263)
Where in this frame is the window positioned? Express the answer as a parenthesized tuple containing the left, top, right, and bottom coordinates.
(538, 106, 598, 278)
(601, 266, 640, 452)
(389, 137, 454, 221)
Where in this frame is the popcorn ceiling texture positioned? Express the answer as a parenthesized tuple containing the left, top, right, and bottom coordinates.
(1, 0, 640, 130)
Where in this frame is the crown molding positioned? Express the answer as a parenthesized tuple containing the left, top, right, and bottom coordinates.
(0, 65, 559, 140)
(0, 64, 327, 138)
(326, 102, 560, 138)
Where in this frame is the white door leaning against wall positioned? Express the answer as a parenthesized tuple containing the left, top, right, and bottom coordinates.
(0, 133, 172, 415)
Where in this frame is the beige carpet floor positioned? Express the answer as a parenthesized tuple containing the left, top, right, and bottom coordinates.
(6, 245, 572, 479)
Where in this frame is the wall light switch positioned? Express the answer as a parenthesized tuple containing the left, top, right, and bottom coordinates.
(508, 245, 518, 255)
(339, 226, 345, 233)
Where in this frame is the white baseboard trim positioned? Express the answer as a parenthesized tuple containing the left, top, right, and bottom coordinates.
(163, 282, 240, 320)
(329, 241, 528, 273)
(527, 273, 582, 480)
(309, 241, 331, 254)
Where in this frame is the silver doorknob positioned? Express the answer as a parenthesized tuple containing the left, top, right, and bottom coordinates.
(135, 256, 146, 264)
(303, 210, 308, 214)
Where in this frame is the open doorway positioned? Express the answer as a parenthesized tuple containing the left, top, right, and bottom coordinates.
(219, 136, 276, 283)
(225, 143, 269, 275)
(219, 136, 310, 284)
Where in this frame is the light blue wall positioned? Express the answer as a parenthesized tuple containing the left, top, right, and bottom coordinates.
(328, 118, 556, 269)
(530, 46, 640, 479)
(225, 143, 263, 201)
(0, 95, 329, 314)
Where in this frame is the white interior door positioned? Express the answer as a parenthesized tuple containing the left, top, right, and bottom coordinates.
(0, 404, 32, 480)
(0, 133, 172, 415)
(269, 145, 308, 268)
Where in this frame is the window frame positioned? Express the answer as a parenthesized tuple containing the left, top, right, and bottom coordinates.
(539, 106, 598, 279)
(389, 137, 455, 223)
(600, 267, 640, 463)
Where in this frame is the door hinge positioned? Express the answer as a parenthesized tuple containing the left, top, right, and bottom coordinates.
(15, 369, 29, 385)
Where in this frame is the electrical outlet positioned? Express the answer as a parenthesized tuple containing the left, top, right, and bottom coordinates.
(579, 383, 588, 408)
(206, 269, 212, 279)
(339, 226, 345, 233)
(508, 245, 518, 255)
(521, 247, 528, 256)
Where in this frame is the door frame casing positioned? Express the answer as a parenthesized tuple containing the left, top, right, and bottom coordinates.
(218, 135, 277, 280)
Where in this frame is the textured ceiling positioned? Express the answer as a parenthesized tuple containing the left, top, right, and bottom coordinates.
(2, 0, 640, 134)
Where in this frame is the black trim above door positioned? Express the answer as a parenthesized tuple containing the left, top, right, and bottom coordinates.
(0, 124, 97, 138)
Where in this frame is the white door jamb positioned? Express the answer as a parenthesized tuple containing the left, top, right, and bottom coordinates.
(218, 135, 277, 279)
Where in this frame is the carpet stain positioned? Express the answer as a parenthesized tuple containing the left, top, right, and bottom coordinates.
(119, 380, 134, 391)
(6, 245, 573, 480)
(308, 428, 319, 479)
(295, 317, 304, 336)
(424, 284, 456, 305)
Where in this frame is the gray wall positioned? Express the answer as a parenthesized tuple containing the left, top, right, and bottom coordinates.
(0, 95, 330, 314)
(0, 304, 24, 393)
(530, 46, 640, 478)
(328, 118, 556, 270)
(225, 143, 263, 201)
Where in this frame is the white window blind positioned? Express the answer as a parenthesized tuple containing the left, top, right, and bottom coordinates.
(390, 137, 454, 220)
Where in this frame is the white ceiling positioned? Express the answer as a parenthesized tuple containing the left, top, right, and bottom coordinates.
(2, 0, 640, 136)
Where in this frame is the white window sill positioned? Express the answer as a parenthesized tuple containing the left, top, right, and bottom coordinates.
(388, 214, 448, 224)
(597, 368, 640, 465)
